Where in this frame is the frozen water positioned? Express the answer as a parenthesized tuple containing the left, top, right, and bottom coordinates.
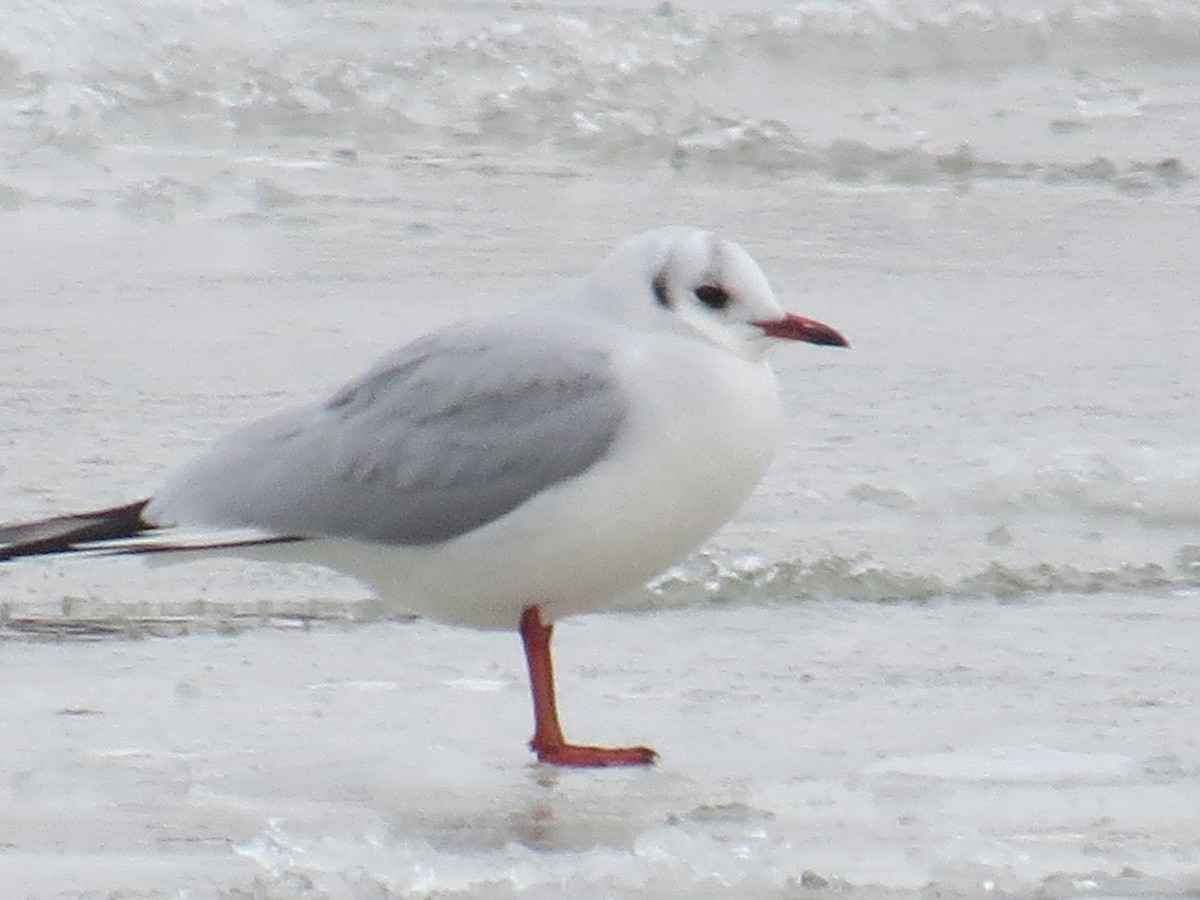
(3, 598, 1200, 897)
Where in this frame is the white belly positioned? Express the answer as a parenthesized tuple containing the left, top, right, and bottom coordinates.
(306, 335, 784, 630)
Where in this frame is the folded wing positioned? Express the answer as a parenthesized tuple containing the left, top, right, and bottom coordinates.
(147, 321, 629, 546)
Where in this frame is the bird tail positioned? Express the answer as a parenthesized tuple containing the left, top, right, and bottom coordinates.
(0, 499, 155, 561)
(0, 500, 303, 562)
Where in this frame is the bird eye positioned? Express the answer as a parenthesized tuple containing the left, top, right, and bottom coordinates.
(693, 284, 730, 310)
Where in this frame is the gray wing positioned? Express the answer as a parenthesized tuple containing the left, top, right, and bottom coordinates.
(148, 320, 628, 545)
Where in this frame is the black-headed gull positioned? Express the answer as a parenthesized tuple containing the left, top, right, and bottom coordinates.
(0, 227, 847, 767)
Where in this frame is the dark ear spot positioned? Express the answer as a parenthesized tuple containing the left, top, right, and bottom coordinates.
(652, 271, 671, 308)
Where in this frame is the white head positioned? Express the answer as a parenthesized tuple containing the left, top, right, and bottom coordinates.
(581, 227, 847, 360)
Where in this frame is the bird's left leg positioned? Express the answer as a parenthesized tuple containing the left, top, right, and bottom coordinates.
(519, 605, 657, 767)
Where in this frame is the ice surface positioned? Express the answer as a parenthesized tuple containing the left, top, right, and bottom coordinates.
(4, 597, 1200, 898)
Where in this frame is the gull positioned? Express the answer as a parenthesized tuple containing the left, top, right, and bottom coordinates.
(0, 227, 847, 767)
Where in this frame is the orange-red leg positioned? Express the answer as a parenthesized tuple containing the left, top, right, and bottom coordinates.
(519, 605, 657, 767)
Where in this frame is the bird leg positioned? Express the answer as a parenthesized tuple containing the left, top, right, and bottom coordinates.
(519, 605, 657, 767)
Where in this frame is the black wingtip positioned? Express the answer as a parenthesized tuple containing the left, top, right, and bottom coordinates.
(0, 499, 155, 562)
